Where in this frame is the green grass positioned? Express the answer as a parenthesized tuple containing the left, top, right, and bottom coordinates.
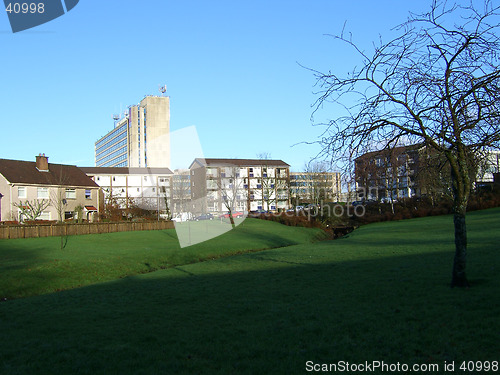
(0, 208, 499, 374)
(0, 218, 326, 299)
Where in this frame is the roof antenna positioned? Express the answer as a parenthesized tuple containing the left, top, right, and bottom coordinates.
(159, 84, 167, 96)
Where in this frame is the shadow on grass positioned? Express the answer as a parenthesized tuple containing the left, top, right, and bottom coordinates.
(0, 245, 498, 375)
(0, 240, 62, 300)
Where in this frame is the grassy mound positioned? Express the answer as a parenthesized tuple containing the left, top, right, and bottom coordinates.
(0, 218, 326, 299)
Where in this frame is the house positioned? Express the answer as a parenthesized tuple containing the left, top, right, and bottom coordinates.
(190, 158, 290, 213)
(0, 154, 100, 222)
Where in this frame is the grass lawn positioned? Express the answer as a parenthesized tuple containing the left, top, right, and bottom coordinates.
(0, 218, 326, 299)
(0, 208, 499, 374)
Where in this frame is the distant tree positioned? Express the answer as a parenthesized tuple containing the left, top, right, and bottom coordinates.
(74, 204, 84, 223)
(303, 160, 336, 206)
(257, 153, 275, 211)
(311, 0, 500, 287)
(216, 165, 247, 228)
(160, 185, 172, 220)
(171, 171, 192, 221)
(102, 196, 124, 221)
(126, 197, 158, 219)
(51, 186, 69, 223)
(13, 199, 50, 222)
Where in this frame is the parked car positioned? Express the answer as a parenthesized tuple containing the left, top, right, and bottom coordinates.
(171, 212, 193, 222)
(220, 211, 244, 219)
(249, 209, 268, 217)
(193, 213, 214, 221)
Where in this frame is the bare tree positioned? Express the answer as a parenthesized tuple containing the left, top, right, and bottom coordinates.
(257, 153, 275, 212)
(171, 171, 192, 221)
(311, 1, 500, 287)
(216, 165, 247, 228)
(303, 160, 336, 206)
(13, 199, 50, 222)
(51, 186, 69, 250)
(160, 185, 172, 220)
(52, 188, 66, 223)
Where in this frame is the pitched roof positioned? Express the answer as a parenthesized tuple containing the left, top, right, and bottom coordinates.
(0, 158, 99, 188)
(190, 158, 290, 169)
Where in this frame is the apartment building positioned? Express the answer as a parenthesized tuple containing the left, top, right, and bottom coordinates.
(355, 145, 422, 201)
(190, 158, 290, 214)
(95, 95, 170, 168)
(81, 167, 173, 214)
(0, 154, 100, 222)
(354, 144, 500, 201)
(289, 171, 342, 204)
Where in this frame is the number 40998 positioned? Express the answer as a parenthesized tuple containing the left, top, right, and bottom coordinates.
(5, 2, 45, 14)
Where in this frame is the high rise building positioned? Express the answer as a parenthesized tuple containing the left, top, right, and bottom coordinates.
(95, 95, 170, 168)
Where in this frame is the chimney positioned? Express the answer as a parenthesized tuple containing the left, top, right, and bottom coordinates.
(36, 153, 49, 172)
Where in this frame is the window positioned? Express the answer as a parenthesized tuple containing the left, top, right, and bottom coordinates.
(37, 187, 49, 199)
(65, 211, 74, 220)
(39, 211, 50, 220)
(65, 189, 76, 199)
(85, 189, 91, 199)
(18, 186, 27, 199)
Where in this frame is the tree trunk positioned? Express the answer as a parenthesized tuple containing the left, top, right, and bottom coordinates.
(449, 154, 471, 288)
(451, 207, 469, 288)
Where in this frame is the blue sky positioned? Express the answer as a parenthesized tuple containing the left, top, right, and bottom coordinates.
(0, 0, 435, 171)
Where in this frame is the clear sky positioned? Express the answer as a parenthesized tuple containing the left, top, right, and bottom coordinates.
(1, 0, 436, 171)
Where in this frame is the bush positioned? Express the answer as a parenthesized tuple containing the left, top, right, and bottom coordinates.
(0, 221, 19, 226)
(22, 220, 57, 225)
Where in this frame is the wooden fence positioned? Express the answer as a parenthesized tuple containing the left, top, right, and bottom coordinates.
(0, 221, 175, 240)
